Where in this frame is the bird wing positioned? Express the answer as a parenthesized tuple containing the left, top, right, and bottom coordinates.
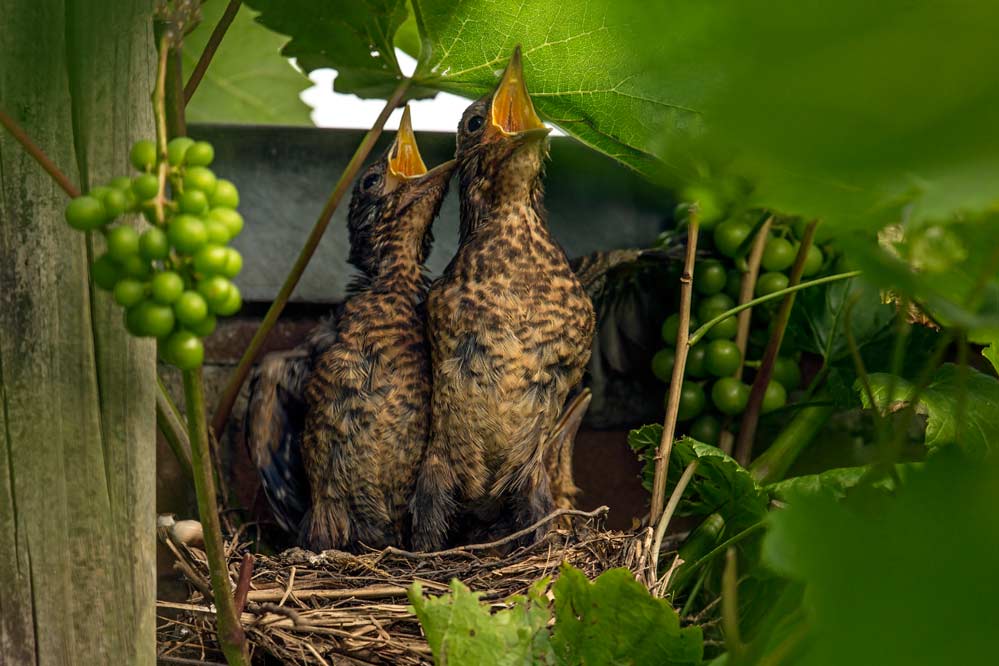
(245, 350, 312, 534)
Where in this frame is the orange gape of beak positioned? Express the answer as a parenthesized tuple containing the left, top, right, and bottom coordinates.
(389, 106, 429, 178)
(490, 46, 548, 136)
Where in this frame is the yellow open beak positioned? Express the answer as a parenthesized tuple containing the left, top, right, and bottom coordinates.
(489, 46, 549, 139)
(388, 106, 428, 178)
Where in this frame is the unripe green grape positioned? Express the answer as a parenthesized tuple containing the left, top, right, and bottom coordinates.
(686, 345, 709, 378)
(713, 220, 752, 258)
(109, 176, 133, 191)
(711, 377, 750, 415)
(185, 141, 215, 167)
(100, 188, 129, 218)
(688, 414, 721, 445)
(129, 140, 157, 172)
(221, 248, 243, 279)
(189, 314, 217, 337)
(214, 284, 242, 316)
(761, 237, 796, 272)
(198, 275, 234, 311)
(800, 244, 824, 277)
(208, 208, 244, 238)
(193, 244, 229, 275)
(209, 178, 239, 209)
(773, 357, 802, 391)
(125, 300, 174, 338)
(661, 313, 699, 346)
(132, 173, 160, 200)
(167, 137, 195, 166)
(651, 348, 675, 382)
(91, 254, 121, 291)
(695, 261, 727, 296)
(179, 189, 209, 215)
(761, 380, 787, 413)
(119, 254, 152, 279)
(183, 166, 217, 195)
(139, 227, 170, 261)
(106, 225, 140, 262)
(174, 291, 209, 327)
(65, 195, 107, 230)
(164, 330, 205, 370)
(674, 380, 706, 421)
(697, 293, 735, 323)
(706, 316, 738, 341)
(113, 278, 147, 308)
(756, 272, 790, 298)
(705, 339, 741, 377)
(151, 271, 185, 305)
(168, 215, 208, 255)
(681, 185, 725, 230)
(204, 219, 231, 245)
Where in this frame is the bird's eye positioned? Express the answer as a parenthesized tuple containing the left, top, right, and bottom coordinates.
(362, 173, 381, 190)
(466, 115, 485, 132)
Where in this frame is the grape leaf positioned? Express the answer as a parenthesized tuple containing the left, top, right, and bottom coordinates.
(243, 0, 438, 100)
(763, 451, 999, 666)
(238, 0, 999, 233)
(767, 465, 909, 502)
(182, 0, 311, 125)
(629, 427, 768, 538)
(408, 579, 555, 665)
(552, 565, 703, 666)
(840, 217, 999, 343)
(785, 275, 894, 364)
(861, 363, 999, 458)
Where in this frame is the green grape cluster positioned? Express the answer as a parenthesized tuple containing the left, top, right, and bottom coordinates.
(64, 137, 245, 370)
(652, 213, 823, 445)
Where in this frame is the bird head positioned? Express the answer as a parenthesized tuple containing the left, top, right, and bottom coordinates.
(348, 106, 456, 276)
(455, 46, 550, 231)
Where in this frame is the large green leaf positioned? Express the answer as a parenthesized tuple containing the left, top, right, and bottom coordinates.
(236, 0, 999, 232)
(862, 363, 999, 458)
(243, 0, 438, 99)
(659, 2, 999, 231)
(552, 565, 703, 666)
(408, 579, 555, 665)
(629, 427, 768, 538)
(182, 0, 311, 125)
(763, 451, 999, 666)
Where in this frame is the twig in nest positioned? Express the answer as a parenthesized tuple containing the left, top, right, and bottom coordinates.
(253, 602, 303, 627)
(234, 553, 254, 614)
(379, 506, 610, 560)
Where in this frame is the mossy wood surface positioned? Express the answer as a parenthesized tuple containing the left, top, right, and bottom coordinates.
(0, 1, 156, 663)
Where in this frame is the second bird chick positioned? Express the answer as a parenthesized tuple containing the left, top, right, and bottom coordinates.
(300, 108, 455, 552)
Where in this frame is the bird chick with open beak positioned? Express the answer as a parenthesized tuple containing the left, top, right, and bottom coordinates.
(411, 48, 597, 551)
(261, 107, 454, 552)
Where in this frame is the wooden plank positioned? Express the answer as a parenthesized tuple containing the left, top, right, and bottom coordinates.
(0, 1, 156, 664)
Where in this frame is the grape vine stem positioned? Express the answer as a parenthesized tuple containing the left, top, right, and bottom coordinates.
(157, 28, 249, 665)
(720, 215, 772, 454)
(210, 77, 413, 439)
(650, 208, 700, 525)
(184, 0, 243, 103)
(0, 105, 80, 197)
(735, 220, 820, 466)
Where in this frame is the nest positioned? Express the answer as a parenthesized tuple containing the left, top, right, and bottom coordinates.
(157, 506, 676, 665)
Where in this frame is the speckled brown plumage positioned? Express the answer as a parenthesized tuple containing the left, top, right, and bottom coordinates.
(411, 51, 596, 551)
(298, 139, 455, 552)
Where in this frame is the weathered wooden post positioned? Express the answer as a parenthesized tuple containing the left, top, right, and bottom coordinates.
(0, 1, 157, 663)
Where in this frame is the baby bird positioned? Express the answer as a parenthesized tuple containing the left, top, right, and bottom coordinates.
(411, 48, 596, 550)
(251, 108, 454, 551)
